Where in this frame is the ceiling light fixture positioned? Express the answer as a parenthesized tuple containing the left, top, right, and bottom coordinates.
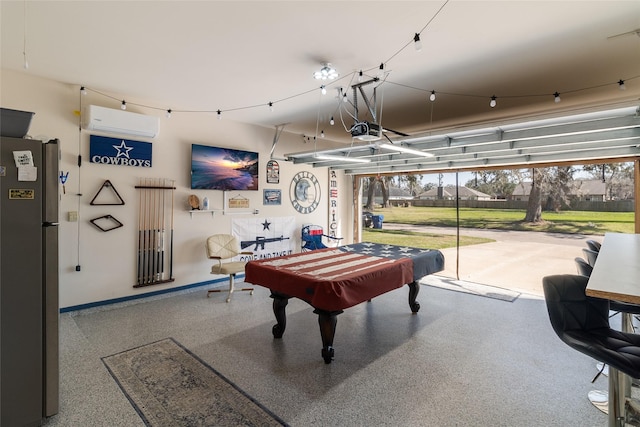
(313, 63, 338, 80)
(554, 92, 561, 103)
(80, 86, 87, 95)
(490, 96, 497, 108)
(378, 142, 433, 157)
(619, 79, 626, 90)
(121, 100, 127, 110)
(314, 154, 371, 163)
(329, 116, 335, 125)
(429, 90, 436, 102)
(414, 33, 422, 51)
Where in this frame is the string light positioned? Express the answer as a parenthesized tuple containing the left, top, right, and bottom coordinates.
(553, 92, 561, 103)
(78, 71, 637, 125)
(320, 130, 325, 138)
(21, 1, 640, 130)
(414, 33, 422, 51)
(321, 85, 327, 95)
(165, 109, 172, 118)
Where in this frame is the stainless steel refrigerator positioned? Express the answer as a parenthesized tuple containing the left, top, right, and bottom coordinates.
(1, 136, 59, 426)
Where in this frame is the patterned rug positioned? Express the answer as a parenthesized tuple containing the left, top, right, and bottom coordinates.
(102, 338, 288, 426)
(421, 275, 521, 302)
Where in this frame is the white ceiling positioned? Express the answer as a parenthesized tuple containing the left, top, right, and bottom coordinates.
(1, 1, 640, 148)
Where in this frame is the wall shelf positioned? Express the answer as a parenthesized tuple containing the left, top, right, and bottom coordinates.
(188, 209, 258, 218)
(188, 191, 258, 218)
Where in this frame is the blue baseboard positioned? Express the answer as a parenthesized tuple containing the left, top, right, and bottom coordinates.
(60, 276, 236, 313)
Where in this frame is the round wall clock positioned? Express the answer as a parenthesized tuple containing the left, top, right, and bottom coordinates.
(289, 171, 320, 214)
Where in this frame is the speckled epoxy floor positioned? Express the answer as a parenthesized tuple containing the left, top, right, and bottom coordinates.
(45, 280, 609, 426)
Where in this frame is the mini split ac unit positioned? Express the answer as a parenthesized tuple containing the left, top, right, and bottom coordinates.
(82, 105, 160, 138)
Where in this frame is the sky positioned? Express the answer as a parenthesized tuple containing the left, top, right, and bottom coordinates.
(421, 171, 474, 187)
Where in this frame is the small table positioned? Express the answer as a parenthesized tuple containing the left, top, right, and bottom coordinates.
(586, 233, 640, 426)
(245, 242, 445, 363)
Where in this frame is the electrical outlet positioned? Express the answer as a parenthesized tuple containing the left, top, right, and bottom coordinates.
(68, 211, 78, 222)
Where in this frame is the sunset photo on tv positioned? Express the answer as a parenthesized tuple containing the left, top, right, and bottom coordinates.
(191, 144, 259, 191)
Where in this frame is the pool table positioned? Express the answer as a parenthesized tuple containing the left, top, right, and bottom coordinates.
(244, 242, 445, 363)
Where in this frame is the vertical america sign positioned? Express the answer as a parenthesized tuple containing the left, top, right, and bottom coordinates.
(89, 135, 152, 167)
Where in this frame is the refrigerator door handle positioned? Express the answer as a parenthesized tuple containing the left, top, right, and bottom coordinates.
(43, 222, 59, 227)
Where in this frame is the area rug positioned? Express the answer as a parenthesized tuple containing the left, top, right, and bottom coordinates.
(421, 275, 521, 302)
(102, 338, 288, 426)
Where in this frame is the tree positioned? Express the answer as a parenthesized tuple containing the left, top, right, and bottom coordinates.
(363, 176, 393, 209)
(397, 174, 423, 196)
(521, 166, 576, 223)
(364, 177, 376, 210)
(466, 170, 516, 199)
(544, 166, 574, 211)
(380, 176, 391, 207)
(524, 174, 543, 222)
(582, 162, 634, 200)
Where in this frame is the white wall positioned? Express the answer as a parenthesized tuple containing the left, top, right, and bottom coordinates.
(1, 70, 354, 309)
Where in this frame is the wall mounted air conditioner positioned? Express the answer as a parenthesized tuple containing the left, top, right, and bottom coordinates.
(82, 105, 160, 138)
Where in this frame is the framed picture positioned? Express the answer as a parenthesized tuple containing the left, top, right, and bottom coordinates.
(263, 189, 281, 205)
(266, 160, 279, 184)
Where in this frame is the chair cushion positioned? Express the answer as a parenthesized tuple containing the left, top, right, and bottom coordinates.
(207, 234, 240, 259)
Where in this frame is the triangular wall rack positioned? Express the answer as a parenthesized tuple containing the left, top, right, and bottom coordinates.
(90, 180, 125, 205)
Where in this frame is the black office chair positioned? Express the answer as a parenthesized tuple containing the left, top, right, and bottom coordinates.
(575, 257, 593, 277)
(543, 274, 640, 425)
(586, 239, 602, 253)
(575, 256, 640, 329)
(582, 248, 599, 268)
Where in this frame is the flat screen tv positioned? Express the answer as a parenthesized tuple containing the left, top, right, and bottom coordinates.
(190, 144, 259, 191)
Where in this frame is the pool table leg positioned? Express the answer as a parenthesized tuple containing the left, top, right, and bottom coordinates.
(408, 281, 421, 313)
(270, 293, 290, 338)
(314, 309, 343, 364)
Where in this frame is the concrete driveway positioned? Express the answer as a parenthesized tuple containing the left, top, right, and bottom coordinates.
(383, 223, 601, 297)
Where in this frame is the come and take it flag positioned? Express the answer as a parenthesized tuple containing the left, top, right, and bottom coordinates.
(232, 216, 296, 260)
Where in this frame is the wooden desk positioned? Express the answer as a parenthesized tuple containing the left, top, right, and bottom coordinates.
(586, 233, 640, 304)
(245, 243, 445, 363)
(586, 232, 640, 427)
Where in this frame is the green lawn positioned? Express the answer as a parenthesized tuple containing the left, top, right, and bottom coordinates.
(368, 206, 634, 235)
(362, 228, 493, 250)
